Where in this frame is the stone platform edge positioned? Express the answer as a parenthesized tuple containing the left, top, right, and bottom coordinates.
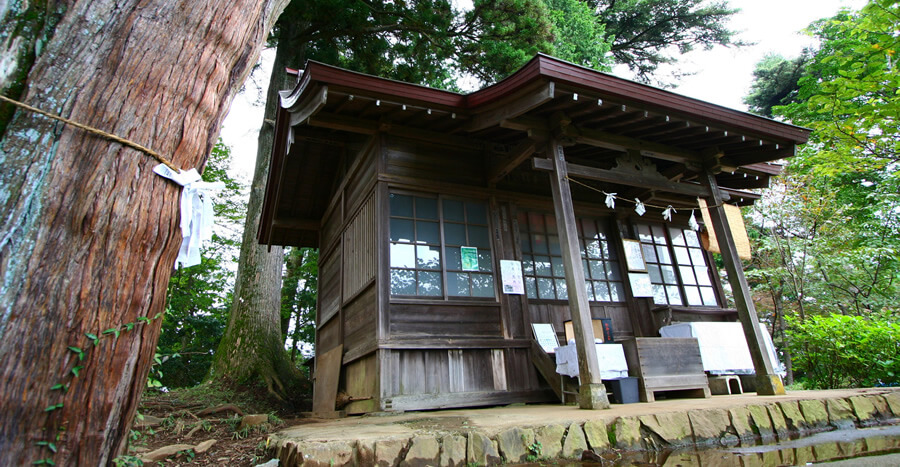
(271, 391, 900, 466)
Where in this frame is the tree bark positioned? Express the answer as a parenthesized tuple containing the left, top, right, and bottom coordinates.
(208, 20, 309, 398)
(0, 0, 287, 464)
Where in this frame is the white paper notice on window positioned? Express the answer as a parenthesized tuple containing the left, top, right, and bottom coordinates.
(628, 272, 654, 297)
(500, 260, 525, 295)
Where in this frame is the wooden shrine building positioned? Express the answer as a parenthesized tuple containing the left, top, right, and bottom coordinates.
(259, 54, 810, 413)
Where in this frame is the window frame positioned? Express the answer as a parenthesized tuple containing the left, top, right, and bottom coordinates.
(517, 210, 626, 303)
(388, 190, 498, 302)
(634, 221, 720, 308)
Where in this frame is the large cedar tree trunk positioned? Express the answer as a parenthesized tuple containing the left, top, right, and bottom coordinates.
(0, 0, 287, 464)
(209, 20, 309, 398)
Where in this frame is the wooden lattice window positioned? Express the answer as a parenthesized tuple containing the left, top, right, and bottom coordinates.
(636, 223, 717, 307)
(518, 211, 624, 302)
(389, 193, 495, 299)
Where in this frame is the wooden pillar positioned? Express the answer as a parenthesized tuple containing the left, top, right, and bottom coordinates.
(547, 138, 610, 409)
(702, 171, 785, 395)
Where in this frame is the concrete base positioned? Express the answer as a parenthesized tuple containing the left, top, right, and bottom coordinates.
(755, 374, 787, 395)
(579, 383, 611, 410)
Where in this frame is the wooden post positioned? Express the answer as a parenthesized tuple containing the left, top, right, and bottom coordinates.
(702, 171, 785, 395)
(547, 138, 610, 409)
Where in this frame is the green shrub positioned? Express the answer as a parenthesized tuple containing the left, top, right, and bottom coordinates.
(786, 313, 900, 389)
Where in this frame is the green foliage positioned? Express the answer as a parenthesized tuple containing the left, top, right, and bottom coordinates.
(778, 0, 900, 178)
(786, 313, 900, 389)
(744, 53, 809, 117)
(546, 0, 612, 70)
(281, 248, 318, 360)
(157, 140, 247, 388)
(746, 1, 900, 325)
(590, 0, 744, 82)
(525, 440, 543, 461)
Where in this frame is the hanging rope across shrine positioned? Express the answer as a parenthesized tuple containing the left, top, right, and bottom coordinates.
(564, 175, 732, 231)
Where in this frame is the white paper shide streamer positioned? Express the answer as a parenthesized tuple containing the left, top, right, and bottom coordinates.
(153, 164, 225, 268)
(634, 198, 646, 216)
(689, 210, 700, 231)
(605, 192, 617, 209)
(662, 205, 676, 222)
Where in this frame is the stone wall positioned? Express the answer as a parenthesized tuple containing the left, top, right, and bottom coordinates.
(273, 392, 900, 466)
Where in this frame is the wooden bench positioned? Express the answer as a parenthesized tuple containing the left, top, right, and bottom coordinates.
(621, 337, 710, 402)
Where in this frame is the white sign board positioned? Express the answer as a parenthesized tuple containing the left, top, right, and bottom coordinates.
(628, 272, 654, 297)
(500, 259, 525, 295)
(531, 323, 560, 354)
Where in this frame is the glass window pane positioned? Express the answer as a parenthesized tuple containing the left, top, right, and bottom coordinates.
(531, 234, 548, 254)
(700, 287, 717, 306)
(606, 241, 618, 260)
(690, 248, 707, 266)
(466, 202, 488, 224)
(477, 251, 493, 272)
(684, 286, 702, 306)
(520, 234, 532, 254)
(647, 264, 662, 283)
(522, 255, 534, 275)
(389, 193, 413, 217)
(447, 272, 470, 296)
(652, 225, 667, 244)
(594, 281, 610, 301)
(684, 229, 701, 247)
(447, 248, 462, 270)
(472, 273, 495, 297)
(468, 225, 490, 248)
(390, 269, 415, 295)
(680, 266, 697, 285)
(582, 219, 597, 239)
(390, 243, 415, 268)
(656, 245, 672, 264)
(666, 285, 683, 305)
(642, 244, 658, 263)
(534, 256, 552, 276)
(390, 218, 414, 243)
(417, 245, 441, 270)
(443, 199, 465, 222)
(528, 212, 545, 232)
(415, 197, 438, 220)
(584, 282, 595, 301)
(418, 271, 443, 296)
(416, 221, 440, 244)
(606, 261, 622, 281)
(444, 222, 466, 246)
(652, 284, 667, 304)
(673, 247, 690, 265)
(669, 227, 685, 246)
(548, 235, 561, 256)
(537, 278, 555, 299)
(586, 239, 602, 259)
(555, 279, 568, 300)
(551, 256, 565, 277)
(525, 277, 537, 298)
(609, 283, 624, 302)
(545, 214, 558, 234)
(695, 266, 712, 286)
(589, 260, 605, 279)
(661, 265, 677, 284)
(637, 224, 652, 243)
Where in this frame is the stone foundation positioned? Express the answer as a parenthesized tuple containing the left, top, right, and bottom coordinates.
(271, 391, 900, 466)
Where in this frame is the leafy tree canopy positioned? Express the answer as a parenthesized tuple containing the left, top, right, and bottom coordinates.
(590, 0, 745, 82)
(744, 53, 809, 117)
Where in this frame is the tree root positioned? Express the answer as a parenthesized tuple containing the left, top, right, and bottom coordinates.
(198, 404, 245, 417)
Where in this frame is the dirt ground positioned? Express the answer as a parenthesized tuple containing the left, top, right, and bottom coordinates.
(127, 383, 313, 466)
